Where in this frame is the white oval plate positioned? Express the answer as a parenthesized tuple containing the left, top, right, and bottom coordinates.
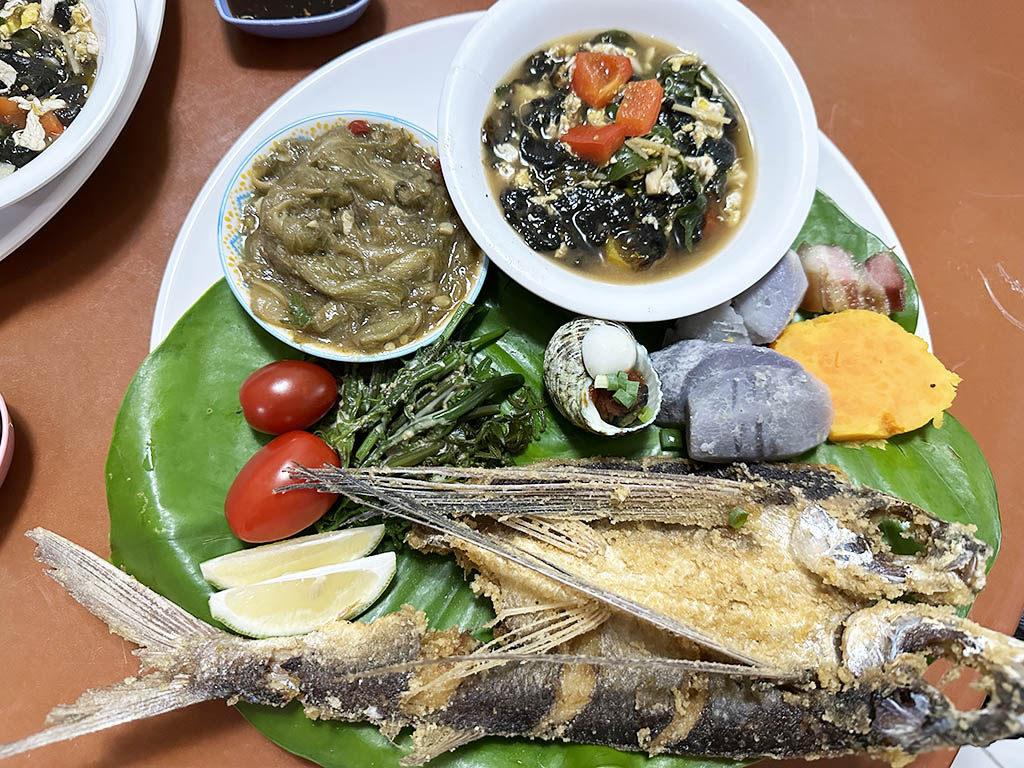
(0, 0, 164, 261)
(150, 12, 930, 349)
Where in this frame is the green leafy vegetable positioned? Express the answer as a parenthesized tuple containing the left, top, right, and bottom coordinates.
(287, 292, 312, 327)
(589, 29, 639, 50)
(313, 305, 546, 531)
(676, 178, 708, 251)
(658, 60, 704, 103)
(604, 144, 656, 182)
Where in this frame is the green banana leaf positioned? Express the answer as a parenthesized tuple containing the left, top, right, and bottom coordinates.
(107, 194, 997, 768)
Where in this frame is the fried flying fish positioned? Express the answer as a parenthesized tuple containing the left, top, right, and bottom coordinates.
(2, 459, 1020, 765)
(0, 527, 1022, 766)
(303, 458, 989, 674)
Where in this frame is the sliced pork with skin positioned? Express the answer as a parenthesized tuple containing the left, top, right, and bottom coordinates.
(797, 243, 902, 315)
(864, 250, 907, 312)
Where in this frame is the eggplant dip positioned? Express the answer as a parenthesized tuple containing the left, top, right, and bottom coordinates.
(240, 119, 484, 356)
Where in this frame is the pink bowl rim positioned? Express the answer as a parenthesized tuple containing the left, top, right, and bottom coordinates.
(0, 392, 12, 487)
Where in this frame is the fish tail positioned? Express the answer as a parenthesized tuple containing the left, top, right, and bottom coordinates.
(25, 527, 218, 652)
(0, 676, 210, 760)
(0, 529, 219, 760)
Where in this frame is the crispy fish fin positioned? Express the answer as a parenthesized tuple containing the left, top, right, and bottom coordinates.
(25, 527, 218, 653)
(289, 466, 770, 668)
(498, 517, 606, 557)
(402, 725, 485, 766)
(0, 676, 210, 760)
(0, 530, 218, 760)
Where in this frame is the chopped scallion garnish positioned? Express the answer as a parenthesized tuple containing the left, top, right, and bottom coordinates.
(594, 374, 610, 389)
(659, 428, 683, 450)
(612, 388, 638, 408)
(637, 405, 655, 422)
(728, 507, 748, 529)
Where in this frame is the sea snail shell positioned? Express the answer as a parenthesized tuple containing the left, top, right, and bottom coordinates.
(543, 318, 662, 436)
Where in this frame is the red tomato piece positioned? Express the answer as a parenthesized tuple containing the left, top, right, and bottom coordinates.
(240, 360, 338, 435)
(348, 119, 371, 136)
(225, 431, 340, 543)
(40, 111, 64, 139)
(0, 98, 26, 129)
(616, 79, 664, 136)
(572, 52, 634, 108)
(561, 123, 628, 165)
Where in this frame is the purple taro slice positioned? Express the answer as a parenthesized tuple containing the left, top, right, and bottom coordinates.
(732, 249, 809, 345)
(686, 364, 834, 462)
(651, 341, 803, 427)
(664, 302, 751, 346)
(650, 339, 711, 425)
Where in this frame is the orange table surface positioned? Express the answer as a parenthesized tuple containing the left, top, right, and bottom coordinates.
(1, 1, 1023, 767)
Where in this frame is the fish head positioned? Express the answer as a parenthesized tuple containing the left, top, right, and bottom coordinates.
(791, 503, 989, 605)
(842, 603, 1024, 751)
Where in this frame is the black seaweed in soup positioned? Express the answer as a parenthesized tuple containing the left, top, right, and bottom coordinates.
(483, 30, 753, 285)
(0, 1, 98, 177)
(240, 120, 483, 356)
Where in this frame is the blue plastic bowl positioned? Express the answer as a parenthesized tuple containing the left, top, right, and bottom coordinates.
(213, 0, 370, 38)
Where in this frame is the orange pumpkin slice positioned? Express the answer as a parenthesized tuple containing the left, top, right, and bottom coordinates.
(772, 309, 960, 441)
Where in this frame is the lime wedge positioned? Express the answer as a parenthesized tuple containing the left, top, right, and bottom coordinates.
(200, 525, 385, 589)
(209, 551, 396, 638)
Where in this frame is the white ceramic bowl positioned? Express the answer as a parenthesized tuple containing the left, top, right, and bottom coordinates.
(438, 0, 817, 322)
(219, 110, 488, 363)
(0, 0, 137, 208)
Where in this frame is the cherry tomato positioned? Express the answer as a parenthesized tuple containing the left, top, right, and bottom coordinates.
(240, 360, 338, 435)
(572, 52, 633, 108)
(616, 79, 664, 137)
(0, 98, 26, 129)
(225, 431, 340, 543)
(561, 123, 628, 165)
(40, 111, 64, 139)
(348, 119, 371, 135)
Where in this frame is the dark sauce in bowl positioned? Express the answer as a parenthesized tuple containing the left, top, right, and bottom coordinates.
(226, 0, 356, 19)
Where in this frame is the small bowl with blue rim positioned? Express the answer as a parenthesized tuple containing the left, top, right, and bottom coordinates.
(213, 0, 370, 38)
(218, 110, 489, 363)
